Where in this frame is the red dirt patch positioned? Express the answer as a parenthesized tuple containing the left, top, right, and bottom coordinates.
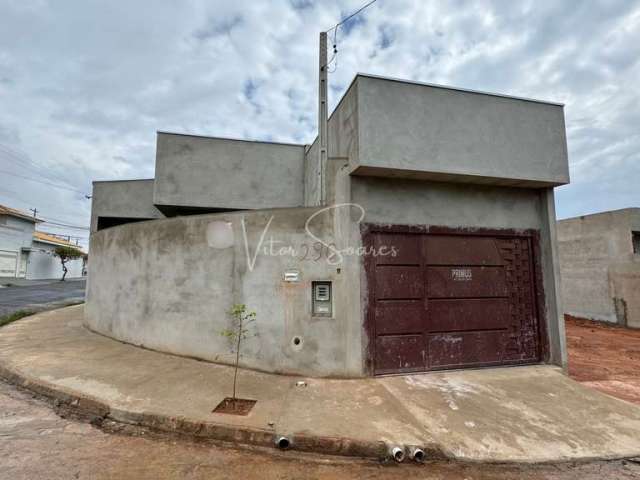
(566, 315, 640, 405)
(212, 397, 256, 416)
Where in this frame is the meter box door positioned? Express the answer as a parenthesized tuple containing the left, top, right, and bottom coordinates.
(312, 281, 332, 316)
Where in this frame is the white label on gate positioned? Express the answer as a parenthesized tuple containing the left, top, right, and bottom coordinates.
(451, 268, 472, 281)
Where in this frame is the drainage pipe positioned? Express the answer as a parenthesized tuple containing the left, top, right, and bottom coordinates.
(389, 446, 406, 463)
(409, 446, 426, 463)
(275, 436, 291, 450)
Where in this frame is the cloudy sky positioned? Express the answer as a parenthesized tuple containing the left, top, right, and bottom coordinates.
(1, 0, 639, 248)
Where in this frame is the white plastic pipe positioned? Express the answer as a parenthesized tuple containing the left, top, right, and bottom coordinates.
(409, 447, 426, 463)
(389, 446, 406, 463)
(275, 436, 291, 450)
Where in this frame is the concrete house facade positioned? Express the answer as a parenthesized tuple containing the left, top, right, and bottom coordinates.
(87, 74, 569, 378)
(0, 205, 86, 280)
(558, 208, 640, 328)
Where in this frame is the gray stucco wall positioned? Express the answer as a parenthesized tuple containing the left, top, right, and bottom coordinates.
(90, 179, 163, 232)
(352, 75, 569, 187)
(154, 133, 306, 211)
(304, 140, 320, 207)
(85, 207, 364, 377)
(86, 72, 570, 374)
(557, 208, 640, 328)
(305, 82, 358, 207)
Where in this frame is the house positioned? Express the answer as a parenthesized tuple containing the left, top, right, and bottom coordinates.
(0, 205, 39, 278)
(0, 204, 86, 280)
(87, 74, 569, 378)
(558, 208, 640, 328)
(29, 231, 86, 280)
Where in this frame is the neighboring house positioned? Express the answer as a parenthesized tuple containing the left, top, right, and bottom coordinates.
(558, 208, 640, 328)
(0, 204, 86, 280)
(0, 205, 40, 278)
(87, 74, 569, 378)
(28, 231, 86, 280)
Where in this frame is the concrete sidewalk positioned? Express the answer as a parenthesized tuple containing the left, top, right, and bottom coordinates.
(1, 306, 640, 463)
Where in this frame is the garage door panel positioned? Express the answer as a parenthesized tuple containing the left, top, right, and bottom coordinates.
(428, 299, 511, 332)
(427, 266, 508, 298)
(425, 236, 503, 265)
(375, 265, 423, 299)
(367, 230, 540, 375)
(375, 233, 421, 265)
(0, 252, 17, 276)
(427, 331, 507, 368)
(375, 335, 425, 374)
(375, 301, 423, 335)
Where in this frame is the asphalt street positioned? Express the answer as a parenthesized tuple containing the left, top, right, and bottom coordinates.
(0, 279, 86, 316)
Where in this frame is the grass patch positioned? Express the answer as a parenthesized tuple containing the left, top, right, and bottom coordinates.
(0, 310, 36, 328)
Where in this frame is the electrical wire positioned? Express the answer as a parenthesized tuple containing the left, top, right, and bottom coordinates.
(0, 143, 80, 190)
(41, 220, 90, 231)
(0, 169, 89, 196)
(322, 0, 379, 71)
(325, 0, 379, 34)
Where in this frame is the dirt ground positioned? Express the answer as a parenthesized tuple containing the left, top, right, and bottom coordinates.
(2, 381, 640, 480)
(566, 315, 640, 405)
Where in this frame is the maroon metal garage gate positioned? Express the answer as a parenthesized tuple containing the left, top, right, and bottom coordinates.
(363, 225, 546, 375)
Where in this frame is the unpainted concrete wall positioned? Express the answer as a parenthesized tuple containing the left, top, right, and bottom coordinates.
(90, 179, 163, 232)
(558, 208, 640, 328)
(154, 133, 305, 211)
(86, 207, 364, 377)
(304, 82, 358, 207)
(352, 75, 569, 187)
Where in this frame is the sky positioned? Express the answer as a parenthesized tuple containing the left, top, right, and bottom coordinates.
(1, 0, 639, 249)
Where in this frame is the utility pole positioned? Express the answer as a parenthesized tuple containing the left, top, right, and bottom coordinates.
(29, 208, 37, 218)
(318, 31, 328, 206)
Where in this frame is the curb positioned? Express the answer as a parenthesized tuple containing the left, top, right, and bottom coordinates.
(0, 361, 441, 461)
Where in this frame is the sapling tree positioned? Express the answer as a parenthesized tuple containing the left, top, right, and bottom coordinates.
(220, 304, 256, 404)
(53, 246, 84, 281)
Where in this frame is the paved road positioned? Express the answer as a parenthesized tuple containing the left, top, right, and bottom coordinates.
(1, 381, 639, 480)
(0, 279, 85, 316)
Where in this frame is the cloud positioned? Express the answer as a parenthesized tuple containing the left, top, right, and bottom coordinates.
(0, 0, 638, 249)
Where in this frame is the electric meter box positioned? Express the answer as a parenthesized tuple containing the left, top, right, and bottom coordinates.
(312, 281, 332, 316)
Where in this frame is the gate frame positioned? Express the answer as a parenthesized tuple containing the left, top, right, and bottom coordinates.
(361, 223, 550, 376)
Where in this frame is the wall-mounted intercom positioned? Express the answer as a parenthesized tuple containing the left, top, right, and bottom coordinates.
(312, 281, 332, 316)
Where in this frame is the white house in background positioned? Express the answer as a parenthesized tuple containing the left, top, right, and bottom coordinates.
(0, 204, 86, 280)
(0, 204, 38, 278)
(28, 231, 86, 280)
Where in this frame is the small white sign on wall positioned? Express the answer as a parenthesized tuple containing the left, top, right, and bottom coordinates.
(451, 268, 472, 281)
(284, 270, 300, 282)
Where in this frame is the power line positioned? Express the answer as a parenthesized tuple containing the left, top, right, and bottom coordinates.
(0, 188, 90, 233)
(323, 0, 379, 71)
(0, 143, 77, 189)
(41, 219, 90, 231)
(326, 0, 378, 33)
(0, 169, 89, 196)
